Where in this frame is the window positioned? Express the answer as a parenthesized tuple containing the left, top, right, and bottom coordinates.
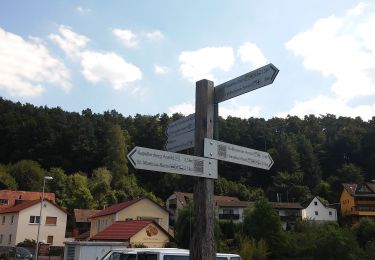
(29, 216, 40, 224)
(47, 236, 53, 244)
(0, 199, 8, 205)
(315, 211, 319, 216)
(8, 234, 11, 244)
(2, 216, 5, 224)
(314, 201, 318, 206)
(45, 216, 57, 225)
(10, 215, 14, 224)
(0, 234, 3, 244)
(329, 211, 332, 216)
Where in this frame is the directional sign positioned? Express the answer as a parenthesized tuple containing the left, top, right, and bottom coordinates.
(204, 138, 274, 170)
(166, 114, 195, 137)
(214, 63, 279, 103)
(165, 130, 195, 152)
(128, 146, 218, 179)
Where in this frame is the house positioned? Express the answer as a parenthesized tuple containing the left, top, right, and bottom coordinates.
(71, 209, 101, 240)
(0, 190, 55, 210)
(301, 197, 337, 222)
(90, 220, 172, 248)
(0, 199, 67, 246)
(340, 183, 375, 223)
(165, 192, 240, 225)
(89, 197, 169, 239)
(271, 202, 303, 230)
(216, 200, 254, 222)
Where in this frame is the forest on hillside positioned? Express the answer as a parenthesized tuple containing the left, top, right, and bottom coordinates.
(1, 97, 375, 210)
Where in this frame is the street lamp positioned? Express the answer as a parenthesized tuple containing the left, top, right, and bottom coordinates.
(35, 176, 53, 260)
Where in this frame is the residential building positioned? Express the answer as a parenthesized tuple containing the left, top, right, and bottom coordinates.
(0, 190, 55, 210)
(71, 209, 101, 240)
(216, 200, 254, 222)
(89, 197, 169, 239)
(90, 220, 172, 247)
(165, 192, 240, 225)
(0, 199, 67, 246)
(340, 183, 375, 223)
(301, 197, 337, 222)
(271, 202, 303, 230)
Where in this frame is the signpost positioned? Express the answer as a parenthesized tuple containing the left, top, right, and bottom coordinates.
(127, 146, 217, 179)
(165, 114, 195, 152)
(204, 138, 274, 170)
(128, 63, 279, 260)
(166, 114, 195, 137)
(164, 131, 194, 152)
(215, 63, 279, 103)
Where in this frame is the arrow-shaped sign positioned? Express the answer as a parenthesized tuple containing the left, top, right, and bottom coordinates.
(204, 138, 273, 170)
(166, 114, 195, 138)
(128, 146, 218, 179)
(214, 63, 279, 103)
(165, 130, 195, 152)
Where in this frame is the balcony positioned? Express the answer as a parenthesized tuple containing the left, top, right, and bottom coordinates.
(219, 214, 240, 220)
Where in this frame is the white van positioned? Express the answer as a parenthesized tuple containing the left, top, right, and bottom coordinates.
(102, 248, 242, 260)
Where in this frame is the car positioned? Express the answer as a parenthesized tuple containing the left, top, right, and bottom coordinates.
(9, 247, 33, 259)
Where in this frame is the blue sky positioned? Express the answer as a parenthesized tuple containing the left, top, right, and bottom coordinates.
(1, 1, 374, 120)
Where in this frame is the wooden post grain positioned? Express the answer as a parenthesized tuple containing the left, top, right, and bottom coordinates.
(190, 79, 216, 260)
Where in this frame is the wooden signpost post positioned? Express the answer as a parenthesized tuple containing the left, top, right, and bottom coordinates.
(128, 63, 279, 260)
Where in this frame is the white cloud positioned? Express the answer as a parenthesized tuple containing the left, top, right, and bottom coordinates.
(154, 65, 169, 75)
(112, 29, 138, 48)
(284, 3, 375, 120)
(286, 10, 375, 100)
(80, 51, 142, 90)
(168, 102, 195, 116)
(277, 95, 375, 121)
(144, 30, 164, 41)
(0, 27, 71, 97)
(237, 42, 267, 68)
(50, 25, 142, 90)
(49, 25, 89, 58)
(219, 100, 261, 119)
(179, 47, 235, 82)
(347, 2, 367, 16)
(76, 6, 92, 14)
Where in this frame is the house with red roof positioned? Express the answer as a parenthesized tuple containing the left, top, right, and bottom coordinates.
(0, 199, 67, 246)
(90, 220, 172, 247)
(89, 197, 169, 242)
(0, 190, 55, 210)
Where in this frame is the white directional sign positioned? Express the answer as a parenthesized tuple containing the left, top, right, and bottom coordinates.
(166, 114, 195, 137)
(165, 131, 195, 152)
(128, 146, 218, 179)
(215, 63, 279, 103)
(204, 138, 274, 170)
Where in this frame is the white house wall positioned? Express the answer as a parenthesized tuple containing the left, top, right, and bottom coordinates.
(302, 198, 337, 221)
(0, 213, 19, 246)
(16, 201, 67, 246)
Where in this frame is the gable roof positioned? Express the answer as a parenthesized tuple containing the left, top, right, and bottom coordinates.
(271, 202, 303, 209)
(0, 190, 55, 209)
(0, 199, 66, 214)
(216, 200, 254, 207)
(173, 192, 239, 207)
(342, 183, 375, 197)
(91, 197, 167, 218)
(90, 220, 172, 241)
(74, 209, 101, 223)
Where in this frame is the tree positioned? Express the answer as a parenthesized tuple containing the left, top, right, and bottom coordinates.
(174, 203, 194, 249)
(89, 167, 116, 208)
(65, 173, 97, 209)
(0, 164, 17, 189)
(48, 167, 68, 207)
(243, 198, 287, 258)
(351, 218, 375, 249)
(9, 160, 45, 191)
